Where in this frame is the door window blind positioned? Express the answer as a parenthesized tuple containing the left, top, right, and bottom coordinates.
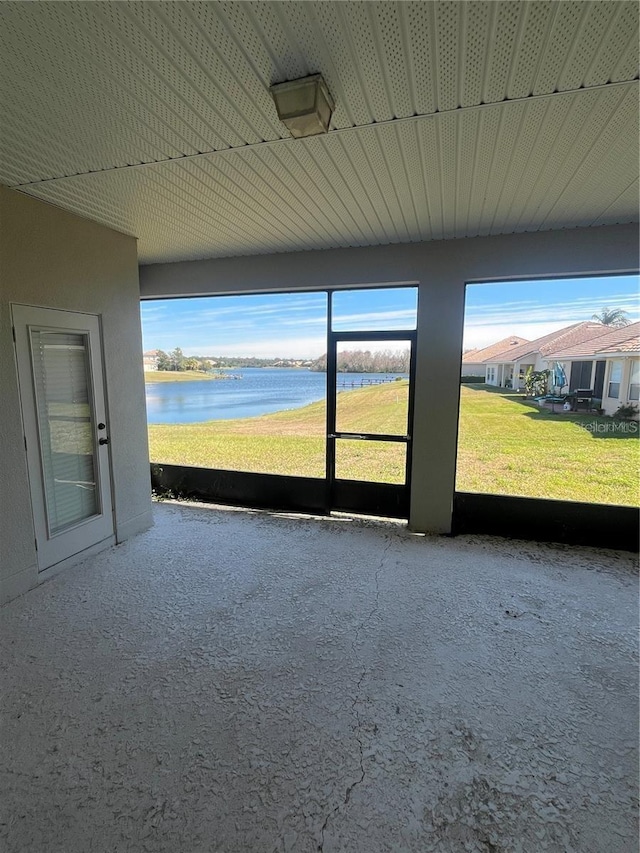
(30, 330, 99, 535)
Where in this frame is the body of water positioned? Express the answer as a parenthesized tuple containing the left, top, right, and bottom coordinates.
(145, 368, 405, 424)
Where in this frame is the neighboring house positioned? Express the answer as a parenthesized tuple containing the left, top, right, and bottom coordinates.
(460, 348, 480, 375)
(484, 322, 613, 391)
(461, 336, 529, 381)
(143, 349, 161, 371)
(545, 322, 640, 416)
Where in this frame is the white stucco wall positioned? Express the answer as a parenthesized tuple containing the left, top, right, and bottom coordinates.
(139, 223, 638, 535)
(602, 357, 640, 417)
(461, 362, 485, 376)
(0, 186, 152, 604)
(485, 363, 500, 386)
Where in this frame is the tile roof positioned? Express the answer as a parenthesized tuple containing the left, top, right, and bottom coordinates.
(463, 336, 529, 363)
(548, 321, 640, 358)
(486, 322, 611, 363)
(462, 348, 479, 361)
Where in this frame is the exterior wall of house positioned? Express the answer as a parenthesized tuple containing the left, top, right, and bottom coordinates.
(143, 353, 159, 371)
(512, 360, 537, 391)
(484, 363, 516, 388)
(628, 358, 640, 409)
(602, 357, 640, 417)
(485, 363, 500, 386)
(545, 356, 640, 414)
(543, 358, 599, 394)
(504, 365, 515, 388)
(510, 355, 547, 392)
(0, 186, 153, 604)
(461, 361, 485, 376)
(140, 223, 638, 535)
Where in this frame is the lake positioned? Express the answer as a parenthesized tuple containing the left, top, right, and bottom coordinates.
(145, 368, 406, 424)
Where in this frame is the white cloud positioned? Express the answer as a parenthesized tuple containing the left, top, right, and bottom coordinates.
(333, 308, 416, 326)
(463, 322, 562, 350)
(184, 335, 327, 359)
(464, 295, 640, 345)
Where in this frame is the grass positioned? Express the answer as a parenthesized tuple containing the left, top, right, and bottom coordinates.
(145, 371, 221, 382)
(149, 382, 408, 483)
(148, 382, 640, 505)
(456, 386, 639, 505)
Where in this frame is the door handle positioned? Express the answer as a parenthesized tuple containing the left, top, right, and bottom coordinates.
(99, 437, 110, 446)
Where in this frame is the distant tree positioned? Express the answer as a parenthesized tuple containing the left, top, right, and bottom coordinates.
(185, 357, 200, 371)
(169, 347, 186, 370)
(591, 306, 630, 327)
(310, 353, 327, 372)
(155, 347, 188, 371)
(156, 350, 171, 371)
(310, 349, 410, 373)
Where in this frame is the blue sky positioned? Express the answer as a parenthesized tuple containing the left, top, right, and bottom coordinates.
(463, 275, 639, 349)
(141, 275, 639, 358)
(141, 288, 418, 358)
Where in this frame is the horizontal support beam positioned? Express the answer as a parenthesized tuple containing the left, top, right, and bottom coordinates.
(330, 433, 408, 442)
(140, 225, 638, 299)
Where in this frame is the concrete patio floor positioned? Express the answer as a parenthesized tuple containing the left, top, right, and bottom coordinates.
(1, 501, 638, 853)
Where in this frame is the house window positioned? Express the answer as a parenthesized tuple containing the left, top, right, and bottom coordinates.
(569, 360, 593, 391)
(486, 367, 495, 383)
(607, 361, 622, 399)
(628, 360, 640, 401)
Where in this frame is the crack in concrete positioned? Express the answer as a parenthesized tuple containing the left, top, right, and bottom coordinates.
(317, 536, 392, 852)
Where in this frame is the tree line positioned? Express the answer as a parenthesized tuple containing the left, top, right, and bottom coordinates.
(154, 347, 310, 371)
(156, 348, 213, 372)
(310, 349, 410, 373)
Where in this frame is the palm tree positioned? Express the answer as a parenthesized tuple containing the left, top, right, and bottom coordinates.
(591, 306, 630, 327)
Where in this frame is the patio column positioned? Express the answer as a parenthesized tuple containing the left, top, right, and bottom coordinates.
(409, 273, 465, 535)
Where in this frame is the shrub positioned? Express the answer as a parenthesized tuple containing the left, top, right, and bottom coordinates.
(524, 367, 550, 397)
(613, 402, 639, 420)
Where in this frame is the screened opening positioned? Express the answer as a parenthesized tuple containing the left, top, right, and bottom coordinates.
(141, 287, 418, 509)
(334, 340, 411, 437)
(331, 287, 417, 331)
(143, 293, 328, 478)
(456, 275, 639, 507)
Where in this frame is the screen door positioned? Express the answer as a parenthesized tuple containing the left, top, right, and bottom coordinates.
(326, 331, 416, 518)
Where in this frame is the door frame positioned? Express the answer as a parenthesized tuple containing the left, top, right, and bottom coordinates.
(12, 304, 115, 572)
(325, 321, 417, 518)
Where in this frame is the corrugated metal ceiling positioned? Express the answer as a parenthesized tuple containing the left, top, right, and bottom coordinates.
(1, 1, 638, 263)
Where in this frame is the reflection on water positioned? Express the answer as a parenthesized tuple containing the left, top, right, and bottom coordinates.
(145, 368, 407, 424)
(145, 368, 325, 423)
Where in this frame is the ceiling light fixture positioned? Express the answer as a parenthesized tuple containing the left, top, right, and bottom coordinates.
(269, 74, 335, 139)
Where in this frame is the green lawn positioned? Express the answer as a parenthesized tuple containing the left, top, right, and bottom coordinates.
(145, 370, 220, 382)
(149, 382, 406, 483)
(457, 386, 639, 505)
(148, 382, 640, 505)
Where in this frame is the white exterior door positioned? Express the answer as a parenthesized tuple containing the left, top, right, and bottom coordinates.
(12, 305, 114, 571)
